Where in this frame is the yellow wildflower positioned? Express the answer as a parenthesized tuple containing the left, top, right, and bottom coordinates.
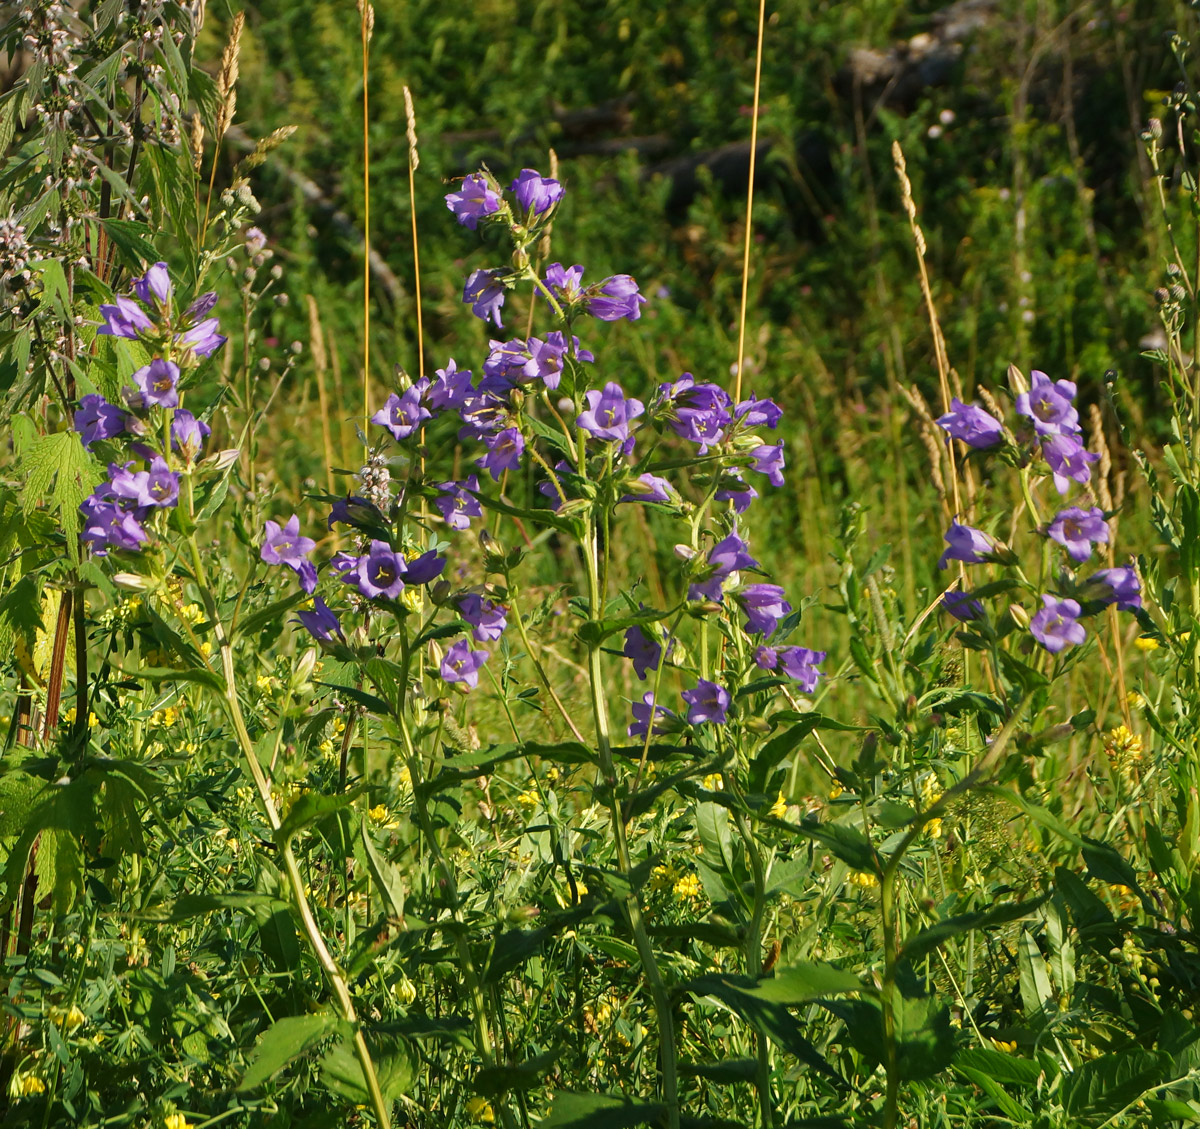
(199, 641, 213, 659)
(319, 739, 335, 758)
(650, 863, 678, 893)
(164, 1114, 191, 1129)
(368, 805, 399, 830)
(767, 791, 788, 820)
(49, 1004, 86, 1032)
(1134, 635, 1159, 652)
(545, 766, 560, 783)
(16, 1073, 46, 1097)
(1126, 690, 1146, 711)
(516, 789, 540, 808)
(466, 1096, 496, 1123)
(255, 674, 275, 693)
(990, 1038, 1017, 1053)
(828, 784, 844, 801)
(848, 871, 878, 888)
(701, 773, 724, 792)
(926, 817, 944, 839)
(672, 872, 702, 900)
(179, 603, 204, 625)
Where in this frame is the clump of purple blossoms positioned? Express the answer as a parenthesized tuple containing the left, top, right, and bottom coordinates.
(478, 428, 525, 480)
(441, 639, 488, 690)
(261, 515, 318, 594)
(936, 398, 1003, 448)
(736, 584, 791, 636)
(586, 274, 645, 322)
(1086, 567, 1142, 611)
(74, 394, 125, 447)
(658, 374, 734, 453)
(688, 530, 759, 602)
(445, 174, 502, 230)
(459, 594, 508, 642)
(682, 679, 731, 726)
(80, 454, 181, 556)
(1047, 506, 1109, 564)
(754, 646, 826, 692)
(1030, 595, 1086, 653)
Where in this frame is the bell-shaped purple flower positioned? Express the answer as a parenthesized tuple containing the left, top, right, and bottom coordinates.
(428, 360, 474, 413)
(543, 263, 585, 306)
(587, 274, 645, 322)
(619, 473, 674, 505)
(689, 531, 759, 602)
(510, 169, 564, 217)
(80, 500, 149, 555)
(735, 395, 783, 430)
(441, 639, 488, 689)
(372, 385, 432, 441)
(176, 317, 227, 359)
(1017, 370, 1079, 436)
(133, 358, 181, 409)
(74, 394, 125, 447)
(938, 521, 996, 570)
(477, 427, 525, 480)
(1047, 506, 1109, 564)
(736, 583, 792, 637)
(261, 514, 318, 594)
(779, 647, 826, 692)
(445, 174, 502, 229)
(171, 409, 210, 460)
(1030, 594, 1086, 653)
(749, 442, 786, 487)
(936, 398, 1003, 448)
(1041, 433, 1099, 495)
(628, 692, 673, 738)
(464, 268, 506, 327)
(349, 541, 408, 600)
(435, 477, 483, 530)
(715, 470, 758, 514)
(98, 296, 153, 340)
(682, 679, 730, 726)
(577, 382, 644, 445)
(295, 596, 345, 643)
(133, 262, 172, 309)
(623, 625, 662, 680)
(1086, 567, 1142, 612)
(459, 594, 508, 642)
(405, 548, 447, 586)
(941, 590, 984, 621)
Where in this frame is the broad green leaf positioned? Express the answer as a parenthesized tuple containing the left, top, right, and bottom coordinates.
(899, 895, 1048, 965)
(275, 786, 365, 846)
(954, 1047, 1041, 1087)
(319, 1028, 414, 1104)
(538, 1092, 667, 1129)
(232, 589, 311, 641)
(238, 1013, 338, 1092)
(1017, 929, 1055, 1021)
(360, 818, 405, 919)
(1061, 1048, 1166, 1118)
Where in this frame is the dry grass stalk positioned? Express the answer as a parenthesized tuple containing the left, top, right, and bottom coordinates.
(215, 12, 244, 139)
(237, 125, 298, 175)
(188, 114, 204, 175)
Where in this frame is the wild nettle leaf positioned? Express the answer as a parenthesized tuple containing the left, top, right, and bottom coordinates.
(18, 429, 101, 563)
(954, 1046, 1041, 1088)
(319, 1027, 414, 1104)
(539, 1092, 667, 1129)
(33, 826, 84, 918)
(238, 1012, 339, 1092)
(1061, 1047, 1167, 1118)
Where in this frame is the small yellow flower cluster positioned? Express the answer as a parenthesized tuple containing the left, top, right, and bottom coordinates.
(516, 789, 540, 808)
(1105, 724, 1144, 784)
(14, 1072, 46, 1097)
(150, 705, 180, 728)
(1126, 690, 1146, 711)
(62, 708, 99, 728)
(164, 1113, 191, 1129)
(178, 603, 204, 625)
(48, 1004, 86, 1032)
(828, 783, 844, 801)
(545, 766, 560, 783)
(847, 871, 878, 889)
(925, 817, 944, 839)
(1134, 635, 1159, 652)
(767, 791, 788, 820)
(466, 1096, 496, 1123)
(990, 1038, 1017, 1053)
(368, 804, 399, 830)
(701, 773, 724, 792)
(255, 673, 278, 693)
(672, 872, 702, 900)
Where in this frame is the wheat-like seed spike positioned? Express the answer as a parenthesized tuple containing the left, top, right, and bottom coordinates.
(188, 113, 204, 174)
(919, 423, 947, 500)
(1087, 402, 1114, 512)
(357, 0, 375, 39)
(403, 86, 419, 172)
(238, 124, 298, 173)
(216, 12, 244, 138)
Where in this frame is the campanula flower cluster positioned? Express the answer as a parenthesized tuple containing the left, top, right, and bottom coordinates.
(266, 168, 824, 736)
(935, 370, 1140, 655)
(75, 263, 224, 555)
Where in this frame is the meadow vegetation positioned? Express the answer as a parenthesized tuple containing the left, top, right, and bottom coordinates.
(2, 2, 1200, 1128)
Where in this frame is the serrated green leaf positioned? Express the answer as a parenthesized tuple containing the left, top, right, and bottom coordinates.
(238, 1013, 338, 1092)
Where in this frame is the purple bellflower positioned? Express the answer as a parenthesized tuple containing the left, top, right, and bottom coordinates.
(1087, 567, 1142, 611)
(1030, 594, 1086, 653)
(779, 647, 826, 692)
(170, 409, 210, 460)
(459, 594, 508, 642)
(941, 589, 984, 621)
(735, 395, 783, 430)
(1041, 433, 1099, 495)
(715, 470, 758, 514)
(577, 382, 644, 446)
(682, 679, 731, 726)
(464, 269, 506, 327)
(296, 596, 345, 644)
(587, 274, 645, 322)
(372, 384, 432, 441)
(628, 692, 673, 739)
(261, 514, 318, 594)
(938, 521, 997, 570)
(441, 639, 488, 689)
(736, 583, 792, 637)
(80, 500, 149, 555)
(619, 473, 674, 505)
(74, 394, 125, 447)
(623, 625, 663, 680)
(1017, 370, 1079, 436)
(749, 442, 786, 487)
(108, 456, 180, 510)
(133, 262, 172, 309)
(98, 295, 153, 340)
(478, 427, 525, 480)
(936, 398, 1003, 448)
(428, 360, 474, 413)
(404, 549, 447, 586)
(132, 358, 180, 409)
(543, 263, 585, 306)
(689, 531, 760, 602)
(1047, 506, 1109, 563)
(445, 174, 502, 229)
(510, 169, 564, 217)
(340, 540, 407, 600)
(435, 477, 483, 530)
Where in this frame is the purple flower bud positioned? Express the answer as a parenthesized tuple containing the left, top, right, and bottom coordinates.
(628, 691, 673, 738)
(510, 169, 564, 217)
(619, 473, 674, 505)
(941, 590, 984, 621)
(1046, 506, 1109, 564)
(463, 268, 506, 327)
(405, 548, 447, 586)
(1041, 433, 1099, 495)
(440, 638, 488, 689)
(715, 470, 758, 514)
(778, 647, 826, 692)
(459, 593, 508, 642)
(328, 494, 378, 529)
(682, 679, 730, 726)
(186, 292, 219, 320)
(736, 583, 792, 637)
(171, 409, 210, 460)
(1030, 594, 1086, 653)
(753, 645, 779, 670)
(372, 385, 432, 441)
(1086, 567, 1142, 612)
(477, 427, 525, 480)
(74, 394, 126, 447)
(445, 174, 502, 229)
(132, 358, 180, 409)
(435, 477, 483, 530)
(938, 521, 996, 570)
(295, 595, 344, 643)
(98, 295, 153, 339)
(689, 531, 759, 602)
(586, 274, 645, 322)
(1016, 370, 1079, 436)
(176, 317, 227, 358)
(133, 262, 172, 308)
(577, 381, 644, 444)
(936, 398, 1003, 448)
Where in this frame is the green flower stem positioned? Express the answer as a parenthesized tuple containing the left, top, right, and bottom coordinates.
(184, 530, 392, 1129)
(582, 519, 680, 1129)
(509, 590, 587, 743)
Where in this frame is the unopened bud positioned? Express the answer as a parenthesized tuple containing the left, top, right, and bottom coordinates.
(112, 572, 154, 591)
(1149, 117, 1164, 140)
(1006, 363, 1028, 398)
(1155, 287, 1171, 304)
(744, 716, 770, 735)
(431, 579, 451, 605)
(674, 544, 697, 561)
(1008, 603, 1030, 629)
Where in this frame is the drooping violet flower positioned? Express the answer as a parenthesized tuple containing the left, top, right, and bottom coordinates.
(1030, 594, 1086, 653)
(682, 679, 731, 726)
(941, 589, 984, 621)
(689, 531, 760, 602)
(133, 261, 172, 309)
(1016, 370, 1079, 436)
(80, 500, 149, 555)
(261, 514, 318, 594)
(1041, 433, 1099, 495)
(619, 473, 674, 505)
(404, 549, 447, 586)
(735, 395, 783, 430)
(543, 263, 585, 306)
(715, 470, 758, 514)
(170, 409, 210, 460)
(441, 639, 488, 689)
(587, 274, 645, 322)
(753, 645, 778, 671)
(295, 596, 345, 643)
(132, 358, 180, 408)
(463, 268, 506, 326)
(177, 317, 227, 359)
(749, 442, 786, 487)
(445, 173, 501, 229)
(1086, 567, 1142, 612)
(74, 394, 125, 447)
(480, 338, 535, 394)
(107, 458, 179, 510)
(938, 521, 996, 570)
(185, 292, 218, 321)
(459, 594, 508, 642)
(457, 390, 508, 440)
(435, 477, 483, 530)
(427, 360, 474, 413)
(623, 625, 662, 680)
(628, 692, 673, 738)
(736, 583, 792, 637)
(328, 494, 379, 530)
(779, 647, 826, 692)
(527, 332, 592, 390)
(343, 540, 407, 600)
(477, 427, 525, 480)
(510, 169, 564, 217)
(577, 381, 644, 445)
(372, 384, 432, 441)
(1046, 506, 1109, 564)
(98, 295, 153, 339)
(661, 374, 734, 453)
(936, 398, 1003, 448)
